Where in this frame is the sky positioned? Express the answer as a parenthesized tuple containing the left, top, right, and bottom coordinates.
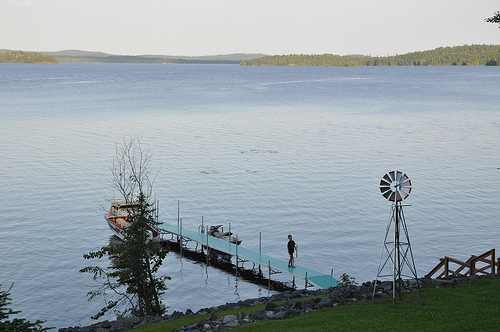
(1, 0, 499, 56)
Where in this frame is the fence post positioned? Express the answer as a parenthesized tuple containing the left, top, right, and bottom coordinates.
(492, 249, 496, 275)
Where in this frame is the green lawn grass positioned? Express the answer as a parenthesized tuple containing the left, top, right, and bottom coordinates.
(134, 278, 500, 331)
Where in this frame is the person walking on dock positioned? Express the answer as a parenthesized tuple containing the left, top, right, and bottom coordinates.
(287, 234, 296, 268)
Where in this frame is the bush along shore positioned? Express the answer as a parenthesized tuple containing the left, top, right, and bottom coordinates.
(59, 274, 498, 332)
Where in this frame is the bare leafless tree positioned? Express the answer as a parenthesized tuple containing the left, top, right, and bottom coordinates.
(81, 136, 169, 320)
(111, 136, 158, 205)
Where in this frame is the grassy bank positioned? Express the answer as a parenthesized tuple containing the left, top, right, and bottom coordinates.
(134, 278, 500, 331)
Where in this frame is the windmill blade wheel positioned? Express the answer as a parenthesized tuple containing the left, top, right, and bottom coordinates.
(379, 171, 412, 202)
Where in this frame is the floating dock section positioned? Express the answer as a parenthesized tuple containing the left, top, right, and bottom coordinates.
(159, 222, 339, 290)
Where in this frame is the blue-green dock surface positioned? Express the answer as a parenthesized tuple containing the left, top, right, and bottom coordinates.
(159, 222, 339, 290)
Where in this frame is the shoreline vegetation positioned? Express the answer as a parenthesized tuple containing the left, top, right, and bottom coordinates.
(59, 274, 500, 331)
(1, 44, 499, 66)
(241, 44, 500, 67)
(0, 50, 58, 64)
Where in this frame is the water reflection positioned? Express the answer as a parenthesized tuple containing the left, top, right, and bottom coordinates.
(234, 277, 240, 300)
(109, 234, 122, 246)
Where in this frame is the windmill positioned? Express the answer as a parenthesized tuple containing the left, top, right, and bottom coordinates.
(373, 171, 421, 305)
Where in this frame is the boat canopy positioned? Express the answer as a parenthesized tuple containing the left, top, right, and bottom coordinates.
(109, 201, 143, 212)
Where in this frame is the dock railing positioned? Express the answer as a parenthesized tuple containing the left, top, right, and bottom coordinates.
(426, 249, 497, 278)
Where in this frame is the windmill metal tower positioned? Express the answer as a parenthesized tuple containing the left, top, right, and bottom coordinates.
(373, 171, 421, 305)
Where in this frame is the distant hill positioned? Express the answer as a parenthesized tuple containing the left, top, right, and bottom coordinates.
(42, 49, 111, 57)
(36, 50, 267, 64)
(141, 53, 267, 62)
(241, 45, 500, 67)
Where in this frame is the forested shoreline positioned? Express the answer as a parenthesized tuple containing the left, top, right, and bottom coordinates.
(2, 45, 499, 66)
(240, 45, 500, 67)
(0, 50, 58, 63)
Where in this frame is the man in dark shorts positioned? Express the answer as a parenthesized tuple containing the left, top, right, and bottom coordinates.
(287, 234, 296, 268)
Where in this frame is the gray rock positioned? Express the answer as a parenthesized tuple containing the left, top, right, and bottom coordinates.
(223, 320, 239, 329)
(197, 318, 211, 326)
(264, 301, 277, 311)
(248, 310, 266, 321)
(101, 320, 112, 328)
(319, 297, 333, 306)
(221, 315, 237, 324)
(272, 310, 287, 320)
(172, 311, 184, 319)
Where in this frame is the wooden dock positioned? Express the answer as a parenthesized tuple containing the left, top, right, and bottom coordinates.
(158, 221, 339, 290)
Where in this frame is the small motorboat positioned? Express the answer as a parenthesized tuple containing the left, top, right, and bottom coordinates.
(105, 200, 160, 240)
(208, 224, 242, 245)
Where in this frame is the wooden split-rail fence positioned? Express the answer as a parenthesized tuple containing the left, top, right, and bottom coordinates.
(426, 249, 499, 278)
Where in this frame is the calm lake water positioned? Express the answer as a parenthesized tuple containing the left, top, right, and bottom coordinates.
(1, 63, 499, 329)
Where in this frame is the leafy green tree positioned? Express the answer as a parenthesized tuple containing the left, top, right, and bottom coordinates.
(485, 11, 500, 26)
(80, 137, 169, 319)
(339, 273, 358, 286)
(0, 283, 52, 331)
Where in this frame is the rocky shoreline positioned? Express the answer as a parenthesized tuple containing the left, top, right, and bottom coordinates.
(59, 274, 497, 332)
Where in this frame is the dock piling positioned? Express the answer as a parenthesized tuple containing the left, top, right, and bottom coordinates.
(259, 232, 262, 254)
(268, 260, 271, 290)
(177, 200, 180, 243)
(180, 217, 183, 256)
(259, 232, 262, 276)
(205, 225, 209, 265)
(236, 234, 239, 278)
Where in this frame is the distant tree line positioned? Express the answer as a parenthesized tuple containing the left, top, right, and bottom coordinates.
(240, 45, 500, 67)
(0, 51, 58, 64)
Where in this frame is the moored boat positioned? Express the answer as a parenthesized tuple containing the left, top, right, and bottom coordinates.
(105, 200, 160, 240)
(207, 224, 242, 245)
